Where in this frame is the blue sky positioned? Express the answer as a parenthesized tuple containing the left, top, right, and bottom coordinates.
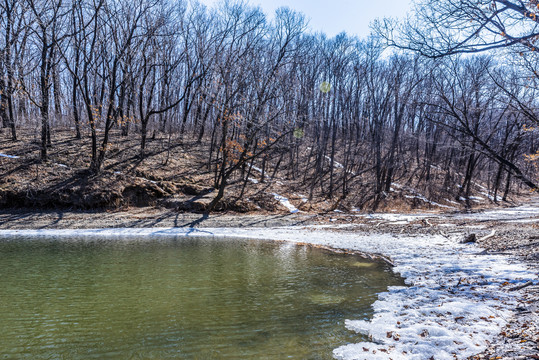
(198, 0, 413, 38)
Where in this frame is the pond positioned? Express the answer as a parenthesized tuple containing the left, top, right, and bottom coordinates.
(0, 237, 405, 359)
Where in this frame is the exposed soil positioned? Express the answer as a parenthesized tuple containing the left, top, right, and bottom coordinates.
(1, 129, 534, 214)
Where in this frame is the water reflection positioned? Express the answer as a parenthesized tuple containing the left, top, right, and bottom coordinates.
(0, 237, 404, 359)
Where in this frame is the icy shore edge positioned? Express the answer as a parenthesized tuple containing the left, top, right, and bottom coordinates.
(0, 227, 536, 360)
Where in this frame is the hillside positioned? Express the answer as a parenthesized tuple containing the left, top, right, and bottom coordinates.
(0, 129, 534, 214)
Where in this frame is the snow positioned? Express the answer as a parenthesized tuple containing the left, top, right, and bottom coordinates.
(404, 194, 457, 209)
(325, 155, 344, 169)
(354, 202, 539, 225)
(272, 193, 299, 213)
(361, 213, 435, 223)
(392, 183, 457, 209)
(469, 196, 485, 201)
(458, 196, 483, 202)
(481, 192, 503, 202)
(251, 165, 263, 173)
(451, 204, 539, 222)
(248, 177, 259, 184)
(0, 226, 535, 359)
(0, 153, 19, 159)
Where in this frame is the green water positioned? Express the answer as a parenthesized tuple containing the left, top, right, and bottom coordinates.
(0, 237, 404, 359)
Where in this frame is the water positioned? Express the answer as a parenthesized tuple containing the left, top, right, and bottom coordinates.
(0, 237, 405, 359)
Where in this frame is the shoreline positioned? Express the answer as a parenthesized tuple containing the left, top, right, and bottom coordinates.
(0, 202, 538, 359)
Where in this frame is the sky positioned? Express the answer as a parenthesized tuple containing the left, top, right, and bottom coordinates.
(198, 0, 413, 39)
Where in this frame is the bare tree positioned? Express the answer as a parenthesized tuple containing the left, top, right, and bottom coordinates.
(376, 0, 539, 57)
(23, 0, 68, 160)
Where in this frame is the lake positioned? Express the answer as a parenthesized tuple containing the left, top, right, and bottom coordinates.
(0, 236, 405, 359)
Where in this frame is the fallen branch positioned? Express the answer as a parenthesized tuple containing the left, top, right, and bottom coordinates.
(509, 281, 534, 292)
(478, 230, 496, 242)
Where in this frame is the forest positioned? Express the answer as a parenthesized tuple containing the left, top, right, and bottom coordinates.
(0, 0, 538, 212)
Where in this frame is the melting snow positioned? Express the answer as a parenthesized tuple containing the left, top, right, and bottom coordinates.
(481, 192, 503, 202)
(404, 195, 457, 209)
(325, 155, 344, 169)
(469, 196, 485, 201)
(451, 204, 539, 222)
(0, 227, 535, 359)
(361, 213, 435, 223)
(272, 193, 299, 213)
(0, 153, 19, 159)
(355, 202, 539, 225)
(392, 183, 457, 209)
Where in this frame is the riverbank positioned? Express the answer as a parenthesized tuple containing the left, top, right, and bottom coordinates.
(0, 200, 538, 359)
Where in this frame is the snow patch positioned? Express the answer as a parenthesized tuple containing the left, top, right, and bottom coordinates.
(481, 192, 503, 202)
(391, 183, 456, 209)
(0, 153, 19, 159)
(325, 155, 344, 169)
(360, 213, 434, 223)
(404, 195, 457, 209)
(451, 204, 539, 222)
(272, 193, 299, 213)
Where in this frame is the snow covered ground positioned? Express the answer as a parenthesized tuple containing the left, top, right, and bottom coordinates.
(0, 226, 535, 359)
(355, 201, 539, 225)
